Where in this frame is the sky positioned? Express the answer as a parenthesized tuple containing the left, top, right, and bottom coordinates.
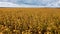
(0, 0, 60, 7)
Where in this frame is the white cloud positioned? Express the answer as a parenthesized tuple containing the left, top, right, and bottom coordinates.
(0, 2, 20, 7)
(0, 2, 39, 7)
(0, 0, 60, 7)
(46, 0, 60, 7)
(0, 0, 8, 2)
(0, 0, 59, 5)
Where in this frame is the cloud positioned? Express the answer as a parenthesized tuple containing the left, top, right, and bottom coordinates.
(0, 2, 41, 7)
(0, 0, 60, 7)
(0, 0, 59, 5)
(0, 2, 20, 7)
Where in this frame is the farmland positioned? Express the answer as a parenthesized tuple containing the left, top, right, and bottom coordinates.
(0, 8, 60, 34)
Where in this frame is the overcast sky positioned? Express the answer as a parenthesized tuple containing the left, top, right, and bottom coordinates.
(0, 0, 60, 7)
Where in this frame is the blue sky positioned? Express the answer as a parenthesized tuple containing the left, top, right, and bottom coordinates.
(0, 0, 60, 7)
